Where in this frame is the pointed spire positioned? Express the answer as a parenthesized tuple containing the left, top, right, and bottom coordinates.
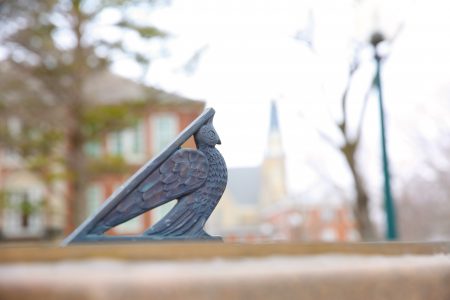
(262, 100, 287, 206)
(265, 100, 283, 158)
(269, 100, 280, 133)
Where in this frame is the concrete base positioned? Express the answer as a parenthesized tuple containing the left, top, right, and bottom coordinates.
(0, 255, 449, 300)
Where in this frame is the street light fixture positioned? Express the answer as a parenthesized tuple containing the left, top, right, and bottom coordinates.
(370, 32, 398, 240)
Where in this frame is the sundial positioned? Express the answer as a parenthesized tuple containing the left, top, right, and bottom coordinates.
(62, 108, 227, 245)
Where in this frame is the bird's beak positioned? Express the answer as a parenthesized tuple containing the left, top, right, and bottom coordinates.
(217, 137, 222, 145)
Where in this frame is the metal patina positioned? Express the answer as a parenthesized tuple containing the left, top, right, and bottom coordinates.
(62, 108, 227, 245)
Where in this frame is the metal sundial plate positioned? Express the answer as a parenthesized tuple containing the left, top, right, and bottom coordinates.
(62, 108, 216, 245)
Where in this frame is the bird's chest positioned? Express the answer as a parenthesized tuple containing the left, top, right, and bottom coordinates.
(196, 148, 228, 210)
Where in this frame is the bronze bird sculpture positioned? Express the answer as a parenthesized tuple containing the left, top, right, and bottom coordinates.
(62, 108, 227, 244)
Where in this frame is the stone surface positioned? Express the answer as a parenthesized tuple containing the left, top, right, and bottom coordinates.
(0, 254, 449, 300)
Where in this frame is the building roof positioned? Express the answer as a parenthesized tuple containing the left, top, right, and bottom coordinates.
(0, 62, 204, 108)
(83, 71, 204, 108)
(227, 167, 261, 205)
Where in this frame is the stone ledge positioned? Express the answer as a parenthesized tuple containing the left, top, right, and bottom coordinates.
(1, 241, 449, 263)
(0, 255, 449, 300)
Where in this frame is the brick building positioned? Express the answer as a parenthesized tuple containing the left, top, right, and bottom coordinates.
(0, 72, 204, 240)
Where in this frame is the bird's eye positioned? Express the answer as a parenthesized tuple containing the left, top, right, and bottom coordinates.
(207, 130, 215, 139)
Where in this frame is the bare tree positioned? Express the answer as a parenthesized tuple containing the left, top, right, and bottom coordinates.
(295, 9, 377, 239)
(309, 57, 377, 240)
(295, 3, 405, 239)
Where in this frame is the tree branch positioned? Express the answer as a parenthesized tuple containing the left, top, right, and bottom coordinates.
(298, 111, 340, 148)
(354, 77, 374, 144)
(338, 57, 360, 141)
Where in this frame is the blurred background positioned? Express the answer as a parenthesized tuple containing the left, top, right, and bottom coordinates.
(0, 0, 449, 244)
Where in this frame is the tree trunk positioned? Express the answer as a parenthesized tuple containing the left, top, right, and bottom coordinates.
(65, 1, 88, 233)
(65, 102, 87, 232)
(343, 146, 377, 240)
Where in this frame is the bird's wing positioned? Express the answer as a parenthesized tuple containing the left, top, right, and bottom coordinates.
(141, 149, 209, 202)
(93, 149, 208, 233)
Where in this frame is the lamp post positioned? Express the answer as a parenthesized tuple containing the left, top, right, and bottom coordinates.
(370, 32, 398, 240)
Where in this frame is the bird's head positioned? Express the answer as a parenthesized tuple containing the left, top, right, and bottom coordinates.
(194, 117, 221, 147)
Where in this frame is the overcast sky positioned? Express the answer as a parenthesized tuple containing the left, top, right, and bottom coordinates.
(112, 0, 450, 206)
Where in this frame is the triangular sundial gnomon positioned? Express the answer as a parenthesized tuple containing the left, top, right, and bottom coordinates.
(62, 108, 217, 245)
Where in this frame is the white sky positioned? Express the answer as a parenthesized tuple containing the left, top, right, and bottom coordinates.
(112, 0, 450, 207)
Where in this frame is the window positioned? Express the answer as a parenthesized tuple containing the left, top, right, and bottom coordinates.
(121, 121, 145, 162)
(86, 184, 103, 216)
(107, 131, 123, 155)
(2, 149, 21, 165)
(288, 213, 303, 227)
(152, 114, 178, 154)
(320, 209, 336, 223)
(2, 190, 44, 237)
(320, 227, 337, 242)
(106, 121, 145, 162)
(84, 141, 102, 157)
(132, 121, 145, 155)
(346, 229, 360, 241)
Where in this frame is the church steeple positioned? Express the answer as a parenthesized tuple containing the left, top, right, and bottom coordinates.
(261, 100, 287, 206)
(265, 100, 284, 158)
(269, 100, 280, 133)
